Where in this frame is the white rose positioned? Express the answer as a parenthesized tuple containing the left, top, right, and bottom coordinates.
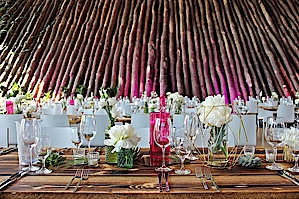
(111, 108, 119, 118)
(108, 97, 117, 106)
(98, 98, 107, 108)
(77, 94, 84, 100)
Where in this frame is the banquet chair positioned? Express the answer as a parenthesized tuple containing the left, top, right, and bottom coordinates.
(277, 104, 295, 127)
(257, 108, 273, 128)
(41, 127, 74, 148)
(40, 114, 70, 127)
(0, 114, 23, 145)
(227, 114, 256, 146)
(0, 127, 9, 148)
(131, 114, 150, 128)
(172, 114, 185, 128)
(246, 101, 258, 114)
(134, 128, 150, 148)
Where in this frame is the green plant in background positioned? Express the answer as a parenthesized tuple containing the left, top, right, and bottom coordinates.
(43, 90, 52, 103)
(7, 82, 23, 98)
(76, 85, 85, 95)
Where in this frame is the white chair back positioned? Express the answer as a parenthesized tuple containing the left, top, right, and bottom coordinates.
(131, 114, 150, 128)
(257, 108, 274, 127)
(246, 101, 258, 114)
(41, 127, 75, 148)
(123, 103, 133, 115)
(173, 114, 185, 128)
(0, 127, 9, 148)
(40, 115, 70, 127)
(134, 128, 150, 148)
(42, 106, 55, 115)
(228, 114, 256, 146)
(66, 105, 78, 115)
(0, 114, 23, 145)
(277, 104, 295, 123)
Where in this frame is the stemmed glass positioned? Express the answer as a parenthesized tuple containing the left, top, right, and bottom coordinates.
(174, 127, 191, 174)
(287, 128, 299, 172)
(71, 127, 83, 149)
(20, 118, 41, 171)
(154, 118, 172, 172)
(36, 135, 52, 174)
(185, 114, 199, 160)
(264, 116, 285, 170)
(80, 114, 97, 153)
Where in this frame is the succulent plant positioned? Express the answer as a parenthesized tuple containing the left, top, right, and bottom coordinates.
(238, 156, 262, 168)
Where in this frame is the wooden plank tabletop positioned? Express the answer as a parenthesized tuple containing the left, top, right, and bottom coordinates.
(1, 147, 299, 199)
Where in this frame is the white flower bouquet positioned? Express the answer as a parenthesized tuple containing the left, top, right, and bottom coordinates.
(104, 124, 141, 153)
(166, 92, 184, 114)
(197, 94, 233, 159)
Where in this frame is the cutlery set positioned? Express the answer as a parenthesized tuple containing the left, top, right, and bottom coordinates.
(196, 166, 220, 192)
(277, 170, 299, 186)
(0, 168, 29, 190)
(65, 168, 89, 192)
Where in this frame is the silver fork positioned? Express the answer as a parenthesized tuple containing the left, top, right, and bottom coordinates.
(65, 169, 82, 190)
(195, 166, 208, 190)
(73, 169, 89, 192)
(204, 167, 220, 192)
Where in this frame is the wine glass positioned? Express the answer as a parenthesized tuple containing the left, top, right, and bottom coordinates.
(287, 128, 299, 172)
(264, 116, 285, 170)
(174, 127, 191, 174)
(185, 114, 199, 160)
(36, 135, 52, 174)
(154, 118, 172, 172)
(71, 127, 83, 149)
(20, 118, 41, 171)
(80, 114, 97, 153)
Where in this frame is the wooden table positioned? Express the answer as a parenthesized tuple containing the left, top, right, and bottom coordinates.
(1, 148, 299, 199)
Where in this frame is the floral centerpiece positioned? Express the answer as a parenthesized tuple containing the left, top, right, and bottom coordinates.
(166, 92, 184, 114)
(295, 92, 299, 107)
(197, 94, 233, 166)
(148, 91, 159, 113)
(99, 87, 120, 164)
(104, 124, 141, 168)
(271, 92, 278, 101)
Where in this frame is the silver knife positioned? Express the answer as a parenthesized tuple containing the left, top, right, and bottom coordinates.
(0, 170, 29, 190)
(0, 170, 24, 188)
(282, 170, 299, 182)
(277, 170, 299, 186)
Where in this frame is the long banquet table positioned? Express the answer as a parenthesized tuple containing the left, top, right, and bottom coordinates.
(1, 147, 299, 199)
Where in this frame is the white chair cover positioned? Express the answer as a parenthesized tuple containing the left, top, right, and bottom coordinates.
(40, 115, 70, 127)
(0, 114, 23, 145)
(246, 101, 258, 114)
(42, 106, 55, 115)
(0, 127, 9, 148)
(227, 114, 256, 146)
(66, 105, 78, 115)
(172, 114, 185, 128)
(41, 127, 74, 148)
(277, 104, 295, 123)
(131, 114, 150, 128)
(134, 128, 150, 148)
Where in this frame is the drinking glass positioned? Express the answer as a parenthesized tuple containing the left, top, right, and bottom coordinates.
(36, 135, 52, 174)
(154, 118, 172, 172)
(264, 116, 285, 170)
(287, 128, 299, 172)
(185, 114, 199, 160)
(174, 127, 191, 174)
(80, 114, 97, 153)
(71, 127, 83, 149)
(20, 118, 41, 171)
